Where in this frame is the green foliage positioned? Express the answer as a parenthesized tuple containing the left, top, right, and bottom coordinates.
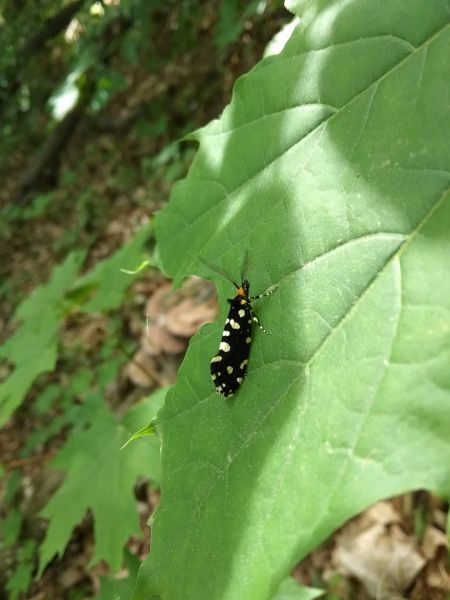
(5, 540, 36, 600)
(70, 224, 152, 312)
(0, 251, 84, 426)
(20, 356, 118, 457)
(90, 68, 128, 112)
(1, 508, 23, 546)
(132, 1, 450, 599)
(0, 220, 157, 593)
(94, 549, 141, 600)
(1, 0, 255, 187)
(121, 419, 158, 450)
(0, 224, 148, 427)
(274, 579, 323, 600)
(54, 190, 96, 252)
(0, 193, 56, 224)
(215, 0, 266, 50)
(120, 259, 152, 276)
(38, 387, 167, 575)
(141, 143, 196, 186)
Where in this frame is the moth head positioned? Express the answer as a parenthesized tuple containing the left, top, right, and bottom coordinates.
(236, 279, 250, 298)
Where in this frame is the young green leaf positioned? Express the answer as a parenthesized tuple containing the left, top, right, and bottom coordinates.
(120, 258, 152, 275)
(121, 420, 158, 450)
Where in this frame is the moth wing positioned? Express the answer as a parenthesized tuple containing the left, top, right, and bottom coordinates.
(210, 300, 252, 397)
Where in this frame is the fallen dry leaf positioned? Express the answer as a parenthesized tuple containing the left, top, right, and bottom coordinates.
(332, 519, 425, 598)
(127, 276, 217, 388)
(145, 323, 187, 354)
(165, 297, 217, 337)
(422, 525, 448, 561)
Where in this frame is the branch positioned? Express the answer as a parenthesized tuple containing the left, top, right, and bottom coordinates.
(22, 0, 88, 57)
(17, 83, 94, 203)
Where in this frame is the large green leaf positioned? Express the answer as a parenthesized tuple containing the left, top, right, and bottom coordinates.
(133, 1, 450, 598)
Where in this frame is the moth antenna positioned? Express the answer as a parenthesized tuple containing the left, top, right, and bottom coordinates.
(199, 256, 239, 288)
(240, 249, 251, 283)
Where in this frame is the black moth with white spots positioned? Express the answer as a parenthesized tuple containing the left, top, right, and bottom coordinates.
(210, 278, 277, 397)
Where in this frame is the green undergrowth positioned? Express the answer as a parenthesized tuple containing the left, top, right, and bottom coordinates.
(0, 226, 151, 426)
(0, 224, 167, 596)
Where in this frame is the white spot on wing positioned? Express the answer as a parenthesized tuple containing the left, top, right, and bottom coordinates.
(220, 341, 231, 352)
(230, 319, 240, 329)
(211, 355, 222, 363)
(238, 309, 245, 317)
(227, 366, 233, 374)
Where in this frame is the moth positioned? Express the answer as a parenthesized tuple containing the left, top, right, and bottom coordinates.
(201, 256, 277, 397)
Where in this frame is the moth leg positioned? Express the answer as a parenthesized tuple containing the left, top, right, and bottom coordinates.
(249, 306, 270, 334)
(250, 285, 278, 301)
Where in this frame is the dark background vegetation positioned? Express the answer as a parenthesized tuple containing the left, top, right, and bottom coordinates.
(0, 1, 448, 599)
(0, 0, 287, 314)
